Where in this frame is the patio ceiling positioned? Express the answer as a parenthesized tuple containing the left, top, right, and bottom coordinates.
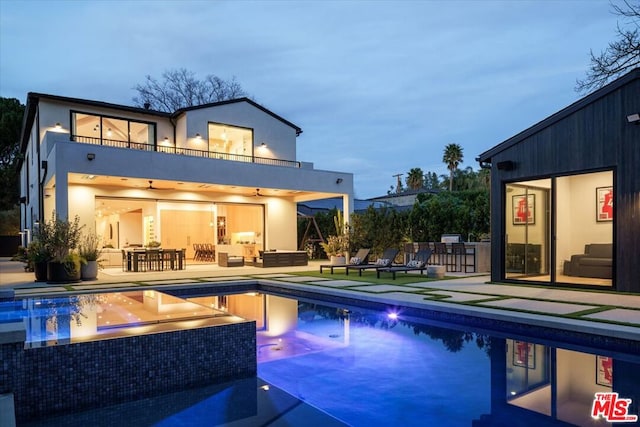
(67, 173, 338, 201)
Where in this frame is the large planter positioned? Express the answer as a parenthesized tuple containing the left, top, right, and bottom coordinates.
(81, 260, 99, 281)
(330, 255, 346, 266)
(47, 260, 81, 284)
(34, 261, 48, 282)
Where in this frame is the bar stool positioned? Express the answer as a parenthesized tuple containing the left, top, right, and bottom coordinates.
(450, 242, 476, 273)
(433, 242, 448, 267)
(418, 242, 431, 252)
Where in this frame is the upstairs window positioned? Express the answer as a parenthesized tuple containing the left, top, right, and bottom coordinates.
(72, 112, 155, 149)
(208, 123, 253, 160)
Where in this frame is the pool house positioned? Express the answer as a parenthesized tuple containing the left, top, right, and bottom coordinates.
(477, 69, 640, 293)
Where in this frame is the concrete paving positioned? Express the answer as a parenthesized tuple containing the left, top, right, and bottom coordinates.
(1, 258, 639, 342)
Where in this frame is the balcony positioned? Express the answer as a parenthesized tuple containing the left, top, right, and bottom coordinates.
(71, 135, 302, 168)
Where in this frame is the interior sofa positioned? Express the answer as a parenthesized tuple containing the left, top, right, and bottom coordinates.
(563, 243, 612, 279)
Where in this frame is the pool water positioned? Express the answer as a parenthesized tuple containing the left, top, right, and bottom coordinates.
(257, 308, 491, 426)
(9, 291, 640, 426)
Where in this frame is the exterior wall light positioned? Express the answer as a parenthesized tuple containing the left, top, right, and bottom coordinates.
(627, 113, 640, 124)
(195, 133, 202, 140)
(54, 122, 62, 129)
(260, 142, 267, 148)
(87, 153, 95, 161)
(336, 178, 343, 184)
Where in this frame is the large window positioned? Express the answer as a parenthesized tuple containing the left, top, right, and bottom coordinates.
(94, 198, 264, 261)
(504, 171, 613, 287)
(72, 112, 155, 149)
(208, 123, 253, 161)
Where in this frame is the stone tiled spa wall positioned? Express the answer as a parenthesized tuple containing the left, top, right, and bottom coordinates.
(0, 321, 256, 423)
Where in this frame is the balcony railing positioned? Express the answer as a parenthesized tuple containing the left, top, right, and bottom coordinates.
(71, 135, 301, 168)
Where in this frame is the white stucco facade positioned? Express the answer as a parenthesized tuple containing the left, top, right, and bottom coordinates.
(19, 94, 353, 255)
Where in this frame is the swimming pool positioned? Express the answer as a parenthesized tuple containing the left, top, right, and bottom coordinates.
(6, 287, 640, 426)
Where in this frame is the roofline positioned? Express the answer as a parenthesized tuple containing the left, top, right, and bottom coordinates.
(368, 189, 439, 200)
(19, 92, 173, 159)
(26, 92, 173, 117)
(173, 97, 302, 136)
(18, 92, 304, 160)
(477, 68, 640, 163)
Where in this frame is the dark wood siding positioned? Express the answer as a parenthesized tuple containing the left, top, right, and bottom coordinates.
(486, 74, 640, 293)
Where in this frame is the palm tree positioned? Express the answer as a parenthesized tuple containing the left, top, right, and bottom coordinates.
(443, 143, 463, 191)
(406, 168, 424, 190)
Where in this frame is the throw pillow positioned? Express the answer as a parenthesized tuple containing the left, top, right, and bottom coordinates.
(350, 256, 361, 265)
(407, 260, 424, 268)
(376, 258, 390, 266)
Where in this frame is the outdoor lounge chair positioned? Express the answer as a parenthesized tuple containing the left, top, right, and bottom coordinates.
(345, 248, 399, 276)
(320, 248, 370, 273)
(377, 248, 433, 280)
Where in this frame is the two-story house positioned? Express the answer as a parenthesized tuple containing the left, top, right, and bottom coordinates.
(18, 93, 353, 260)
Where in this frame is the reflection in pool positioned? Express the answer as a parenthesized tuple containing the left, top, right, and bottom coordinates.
(1, 291, 235, 348)
(6, 289, 639, 426)
(245, 296, 639, 426)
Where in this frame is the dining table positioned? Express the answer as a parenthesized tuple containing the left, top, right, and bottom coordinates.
(125, 248, 186, 272)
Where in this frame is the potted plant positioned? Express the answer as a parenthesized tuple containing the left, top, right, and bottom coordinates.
(320, 234, 349, 265)
(23, 219, 55, 281)
(26, 240, 51, 281)
(43, 213, 84, 283)
(320, 211, 350, 265)
(79, 231, 102, 280)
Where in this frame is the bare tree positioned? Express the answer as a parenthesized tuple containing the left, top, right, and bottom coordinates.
(133, 68, 247, 112)
(576, 0, 640, 94)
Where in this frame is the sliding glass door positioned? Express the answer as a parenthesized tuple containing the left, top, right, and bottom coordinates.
(505, 180, 551, 281)
(555, 171, 612, 287)
(504, 171, 613, 287)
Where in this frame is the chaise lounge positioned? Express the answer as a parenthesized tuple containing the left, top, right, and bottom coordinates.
(377, 248, 433, 280)
(320, 248, 370, 274)
(563, 243, 612, 279)
(345, 248, 399, 276)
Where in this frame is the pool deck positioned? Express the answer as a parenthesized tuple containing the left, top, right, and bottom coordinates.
(1, 257, 639, 343)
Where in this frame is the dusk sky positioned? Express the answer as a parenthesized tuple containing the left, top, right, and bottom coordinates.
(0, 1, 624, 199)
